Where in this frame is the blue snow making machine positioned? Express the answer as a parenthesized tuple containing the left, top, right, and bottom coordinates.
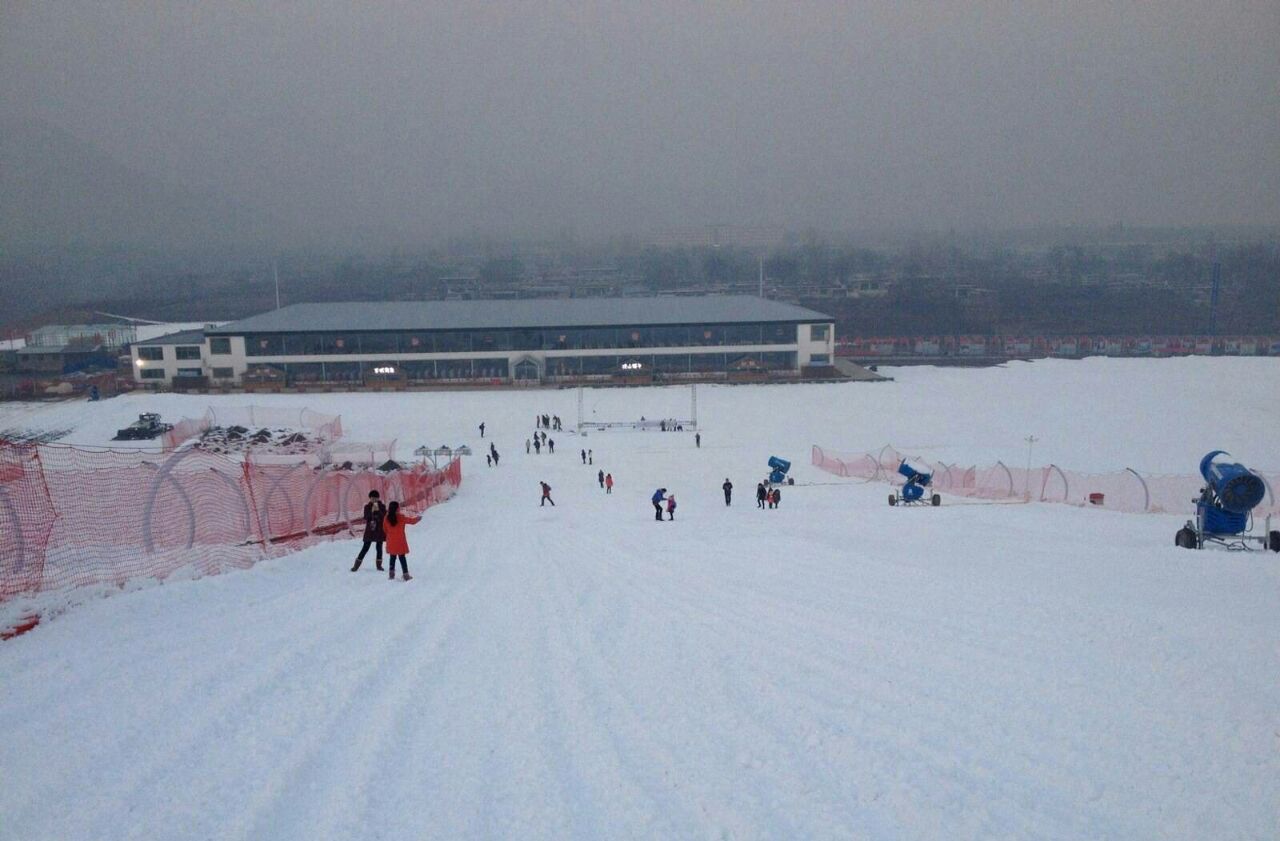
(768, 456, 792, 485)
(1175, 451, 1279, 551)
(889, 460, 941, 507)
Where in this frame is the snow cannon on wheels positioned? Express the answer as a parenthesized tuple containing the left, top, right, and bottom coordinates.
(889, 460, 941, 507)
(768, 456, 792, 485)
(1175, 451, 1279, 552)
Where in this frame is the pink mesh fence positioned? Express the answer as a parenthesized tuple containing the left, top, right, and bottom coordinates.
(812, 444, 1280, 517)
(0, 439, 461, 602)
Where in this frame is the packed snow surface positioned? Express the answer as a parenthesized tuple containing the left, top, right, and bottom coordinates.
(2, 358, 1278, 840)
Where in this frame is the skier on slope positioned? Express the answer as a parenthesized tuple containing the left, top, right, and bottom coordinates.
(540, 481, 555, 507)
(651, 488, 666, 521)
(722, 478, 733, 506)
(382, 501, 420, 581)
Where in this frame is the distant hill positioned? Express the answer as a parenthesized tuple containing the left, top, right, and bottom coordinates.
(0, 112, 281, 250)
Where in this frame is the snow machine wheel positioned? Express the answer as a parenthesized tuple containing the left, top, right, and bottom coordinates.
(1269, 530, 1280, 553)
(931, 494, 941, 507)
(1174, 527, 1197, 550)
(888, 494, 897, 506)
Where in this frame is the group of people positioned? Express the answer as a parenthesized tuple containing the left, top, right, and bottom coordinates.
(597, 469, 614, 493)
(651, 488, 677, 520)
(527, 430, 554, 454)
(485, 441, 500, 467)
(350, 490, 419, 581)
(536, 414, 563, 431)
(757, 481, 782, 509)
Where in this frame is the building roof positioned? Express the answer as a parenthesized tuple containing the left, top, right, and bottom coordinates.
(209, 296, 832, 335)
(134, 329, 206, 346)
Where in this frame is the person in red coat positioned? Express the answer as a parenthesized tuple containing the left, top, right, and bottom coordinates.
(382, 501, 421, 581)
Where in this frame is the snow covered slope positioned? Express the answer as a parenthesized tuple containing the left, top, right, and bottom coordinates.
(2, 359, 1278, 840)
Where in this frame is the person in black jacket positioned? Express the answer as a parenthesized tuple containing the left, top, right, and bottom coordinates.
(722, 478, 733, 506)
(756, 482, 767, 509)
(351, 490, 387, 571)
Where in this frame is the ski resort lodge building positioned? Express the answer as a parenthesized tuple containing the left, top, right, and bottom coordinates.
(130, 296, 836, 387)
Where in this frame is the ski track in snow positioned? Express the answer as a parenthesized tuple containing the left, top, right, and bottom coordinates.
(3, 359, 1280, 840)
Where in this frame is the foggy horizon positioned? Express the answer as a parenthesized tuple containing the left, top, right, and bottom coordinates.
(3, 2, 1278, 250)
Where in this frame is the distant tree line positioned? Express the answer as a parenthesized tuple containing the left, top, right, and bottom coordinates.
(1, 232, 1276, 337)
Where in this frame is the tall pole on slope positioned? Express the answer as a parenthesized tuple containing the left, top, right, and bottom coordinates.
(758, 254, 764, 298)
(1024, 435, 1039, 500)
(273, 261, 281, 310)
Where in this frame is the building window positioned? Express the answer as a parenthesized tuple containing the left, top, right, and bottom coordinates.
(137, 346, 164, 361)
(810, 324, 830, 342)
(209, 337, 232, 354)
(809, 353, 831, 365)
(140, 368, 166, 380)
(211, 367, 234, 379)
(175, 346, 202, 360)
(175, 367, 203, 377)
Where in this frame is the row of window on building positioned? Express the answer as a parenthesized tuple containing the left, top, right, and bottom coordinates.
(232, 323, 815, 357)
(235, 352, 799, 385)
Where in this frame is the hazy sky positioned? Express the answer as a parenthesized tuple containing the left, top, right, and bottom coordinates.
(3, 2, 1278, 246)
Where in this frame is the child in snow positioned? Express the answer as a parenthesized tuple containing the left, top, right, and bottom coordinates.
(382, 501, 420, 581)
(666, 494, 676, 520)
(605, 473, 613, 494)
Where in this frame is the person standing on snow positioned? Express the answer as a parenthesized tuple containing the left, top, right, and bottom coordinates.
(526, 438, 531, 454)
(771, 486, 781, 508)
(479, 422, 485, 438)
(491, 448, 500, 467)
(486, 453, 492, 467)
(548, 438, 555, 454)
(605, 473, 614, 494)
(581, 448, 587, 464)
(756, 482, 767, 509)
(383, 501, 420, 581)
(666, 494, 677, 520)
(588, 449, 593, 465)
(651, 488, 666, 521)
(722, 479, 733, 506)
(534, 437, 541, 455)
(540, 481, 555, 506)
(695, 432, 701, 448)
(351, 490, 387, 571)
(597, 469, 605, 489)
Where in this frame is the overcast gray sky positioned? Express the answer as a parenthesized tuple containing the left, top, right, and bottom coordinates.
(3, 2, 1277, 247)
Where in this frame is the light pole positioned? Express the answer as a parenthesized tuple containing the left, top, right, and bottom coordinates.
(1024, 435, 1039, 500)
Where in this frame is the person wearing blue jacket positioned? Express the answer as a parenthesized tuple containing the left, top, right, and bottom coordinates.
(651, 488, 666, 521)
